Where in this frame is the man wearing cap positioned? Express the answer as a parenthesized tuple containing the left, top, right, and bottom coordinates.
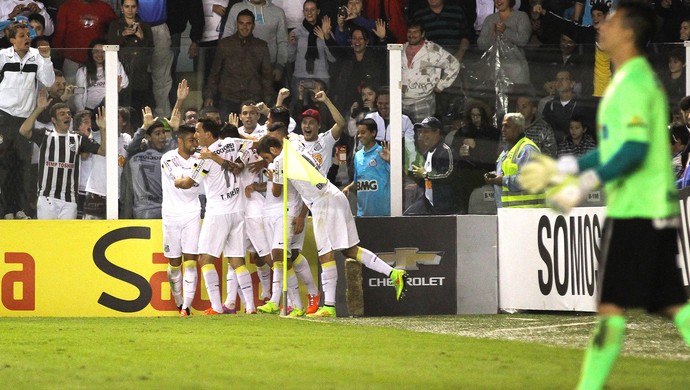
(484, 113, 544, 208)
(294, 90, 346, 177)
(406, 116, 457, 215)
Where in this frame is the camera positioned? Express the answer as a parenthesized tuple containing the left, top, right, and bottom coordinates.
(73, 86, 85, 94)
(338, 6, 348, 18)
(302, 79, 315, 90)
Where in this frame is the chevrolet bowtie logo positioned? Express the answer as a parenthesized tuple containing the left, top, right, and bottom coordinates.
(377, 248, 443, 270)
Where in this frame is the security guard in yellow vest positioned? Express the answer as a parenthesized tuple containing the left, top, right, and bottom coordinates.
(484, 113, 545, 208)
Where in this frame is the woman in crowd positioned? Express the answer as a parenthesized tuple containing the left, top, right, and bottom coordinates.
(75, 38, 129, 113)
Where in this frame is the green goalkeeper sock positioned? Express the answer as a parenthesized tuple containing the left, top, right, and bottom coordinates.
(576, 315, 626, 390)
(674, 304, 690, 346)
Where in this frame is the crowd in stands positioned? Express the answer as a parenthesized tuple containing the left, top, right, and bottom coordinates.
(2, 0, 690, 220)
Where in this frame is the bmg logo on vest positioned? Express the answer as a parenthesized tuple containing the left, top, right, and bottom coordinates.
(536, 214, 602, 297)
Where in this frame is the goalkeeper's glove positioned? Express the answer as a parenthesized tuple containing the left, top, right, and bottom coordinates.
(519, 154, 579, 194)
(545, 170, 601, 213)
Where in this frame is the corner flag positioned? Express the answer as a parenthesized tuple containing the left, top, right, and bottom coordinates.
(283, 138, 327, 185)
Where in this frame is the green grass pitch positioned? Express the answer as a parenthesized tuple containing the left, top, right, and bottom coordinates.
(1, 312, 688, 389)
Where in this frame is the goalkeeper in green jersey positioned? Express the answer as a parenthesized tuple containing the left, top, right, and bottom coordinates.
(518, 1, 690, 389)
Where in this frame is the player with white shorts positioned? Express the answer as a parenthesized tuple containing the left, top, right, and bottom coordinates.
(161, 125, 201, 317)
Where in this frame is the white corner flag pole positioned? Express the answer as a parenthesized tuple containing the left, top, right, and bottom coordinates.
(281, 138, 289, 317)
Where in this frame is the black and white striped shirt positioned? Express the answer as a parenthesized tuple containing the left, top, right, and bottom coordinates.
(30, 128, 101, 202)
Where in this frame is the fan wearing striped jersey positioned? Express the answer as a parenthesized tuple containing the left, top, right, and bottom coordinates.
(19, 91, 105, 219)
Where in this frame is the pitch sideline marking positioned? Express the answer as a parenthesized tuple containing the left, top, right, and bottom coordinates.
(489, 321, 597, 333)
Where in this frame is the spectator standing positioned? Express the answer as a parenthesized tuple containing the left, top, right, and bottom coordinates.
(107, 0, 154, 115)
(136, 0, 174, 117)
(365, 87, 416, 171)
(288, 0, 336, 92)
(542, 69, 594, 143)
(0, 23, 54, 220)
(365, 0, 407, 43)
(19, 93, 106, 219)
(166, 0, 204, 104)
(332, 26, 385, 113)
(515, 93, 557, 158)
(224, 0, 288, 87)
(412, 0, 471, 62)
(401, 21, 460, 122)
(53, 0, 116, 83)
(203, 9, 273, 118)
(477, 0, 531, 85)
(484, 112, 543, 208)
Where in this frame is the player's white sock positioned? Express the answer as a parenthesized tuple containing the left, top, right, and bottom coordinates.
(201, 264, 223, 312)
(182, 260, 197, 310)
(224, 267, 238, 309)
(356, 248, 393, 276)
(167, 264, 183, 307)
(287, 269, 303, 310)
(270, 262, 283, 305)
(293, 254, 318, 296)
(236, 265, 255, 312)
(256, 263, 272, 300)
(321, 261, 337, 306)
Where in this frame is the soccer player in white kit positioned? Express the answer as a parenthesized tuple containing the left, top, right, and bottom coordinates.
(257, 122, 322, 316)
(160, 125, 201, 316)
(293, 91, 346, 176)
(257, 135, 408, 317)
(175, 119, 256, 315)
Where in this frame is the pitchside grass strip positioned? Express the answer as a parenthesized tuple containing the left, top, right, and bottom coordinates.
(0, 314, 688, 389)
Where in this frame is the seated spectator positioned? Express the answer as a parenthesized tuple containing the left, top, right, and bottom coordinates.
(107, 0, 154, 117)
(484, 112, 544, 208)
(406, 116, 457, 215)
(75, 38, 130, 113)
(557, 115, 596, 157)
(342, 118, 390, 216)
(19, 92, 105, 219)
(288, 0, 336, 93)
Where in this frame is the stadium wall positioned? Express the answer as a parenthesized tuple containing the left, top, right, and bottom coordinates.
(1, 207, 689, 316)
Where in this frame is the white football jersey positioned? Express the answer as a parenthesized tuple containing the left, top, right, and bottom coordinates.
(161, 149, 201, 219)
